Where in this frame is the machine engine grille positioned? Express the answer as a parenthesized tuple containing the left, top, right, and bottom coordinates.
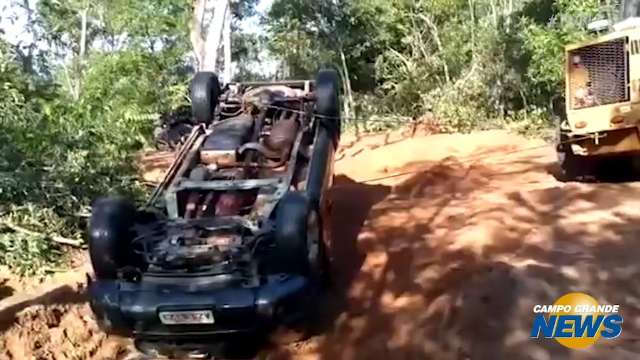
(568, 38, 629, 109)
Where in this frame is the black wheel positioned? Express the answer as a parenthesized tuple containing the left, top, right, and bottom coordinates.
(271, 193, 328, 344)
(558, 150, 586, 181)
(315, 69, 341, 137)
(556, 127, 601, 181)
(273, 192, 324, 279)
(191, 72, 220, 125)
(88, 197, 137, 279)
(557, 143, 578, 181)
(556, 121, 582, 180)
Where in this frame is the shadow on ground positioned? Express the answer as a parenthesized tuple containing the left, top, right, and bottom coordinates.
(0, 284, 87, 332)
(7, 139, 640, 360)
(306, 176, 391, 337)
(271, 153, 640, 360)
(547, 154, 640, 184)
(0, 279, 13, 300)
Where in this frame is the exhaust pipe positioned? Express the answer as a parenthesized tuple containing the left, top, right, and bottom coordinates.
(623, 0, 640, 19)
(614, 0, 640, 31)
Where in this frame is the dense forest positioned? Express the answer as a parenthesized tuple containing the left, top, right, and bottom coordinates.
(0, 0, 620, 274)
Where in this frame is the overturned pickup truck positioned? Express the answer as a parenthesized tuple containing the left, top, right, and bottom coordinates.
(87, 70, 341, 356)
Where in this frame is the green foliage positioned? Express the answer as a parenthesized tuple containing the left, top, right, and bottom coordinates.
(0, 0, 193, 275)
(0, 0, 266, 275)
(350, 93, 412, 133)
(0, 231, 62, 276)
(103, 0, 191, 41)
(265, 0, 393, 83)
(265, 0, 616, 133)
(505, 107, 556, 140)
(0, 46, 148, 276)
(0, 0, 627, 275)
(0, 205, 66, 276)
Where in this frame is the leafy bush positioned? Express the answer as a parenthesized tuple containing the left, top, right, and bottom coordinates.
(266, 0, 613, 134)
(505, 108, 556, 140)
(0, 40, 188, 275)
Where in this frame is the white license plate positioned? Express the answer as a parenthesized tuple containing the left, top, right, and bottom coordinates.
(159, 310, 215, 325)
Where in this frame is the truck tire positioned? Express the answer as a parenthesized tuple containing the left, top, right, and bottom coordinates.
(88, 197, 136, 279)
(273, 192, 324, 279)
(556, 127, 601, 181)
(191, 72, 220, 125)
(315, 69, 341, 138)
(556, 126, 581, 180)
(558, 147, 580, 180)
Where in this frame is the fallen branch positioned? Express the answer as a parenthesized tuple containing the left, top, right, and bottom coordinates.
(0, 220, 84, 247)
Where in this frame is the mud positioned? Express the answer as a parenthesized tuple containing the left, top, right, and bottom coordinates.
(3, 129, 640, 359)
(0, 269, 134, 360)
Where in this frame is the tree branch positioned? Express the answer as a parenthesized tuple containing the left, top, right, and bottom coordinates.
(0, 221, 84, 247)
(61, 60, 79, 100)
(417, 14, 450, 83)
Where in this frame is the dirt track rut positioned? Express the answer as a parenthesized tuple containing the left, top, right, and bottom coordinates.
(3, 129, 640, 359)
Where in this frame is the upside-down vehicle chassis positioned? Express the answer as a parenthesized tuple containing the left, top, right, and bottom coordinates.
(87, 69, 341, 357)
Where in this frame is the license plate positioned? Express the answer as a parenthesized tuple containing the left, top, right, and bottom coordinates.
(159, 310, 215, 325)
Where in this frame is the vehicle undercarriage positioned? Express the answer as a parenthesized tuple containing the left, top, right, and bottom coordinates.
(87, 70, 342, 358)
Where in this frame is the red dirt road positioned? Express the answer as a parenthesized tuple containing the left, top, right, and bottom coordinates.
(3, 129, 640, 359)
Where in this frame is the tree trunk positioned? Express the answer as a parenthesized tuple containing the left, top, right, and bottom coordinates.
(339, 49, 356, 135)
(468, 0, 475, 57)
(223, 10, 232, 82)
(79, 7, 88, 59)
(489, 0, 498, 27)
(190, 0, 207, 67)
(74, 6, 89, 100)
(419, 14, 450, 83)
(505, 0, 513, 30)
(20, 0, 35, 73)
(202, 0, 228, 72)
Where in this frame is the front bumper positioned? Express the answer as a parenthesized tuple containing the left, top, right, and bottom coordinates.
(569, 126, 640, 156)
(88, 273, 310, 340)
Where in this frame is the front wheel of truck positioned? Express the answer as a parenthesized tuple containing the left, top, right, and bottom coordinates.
(557, 126, 579, 180)
(557, 147, 581, 180)
(556, 126, 598, 181)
